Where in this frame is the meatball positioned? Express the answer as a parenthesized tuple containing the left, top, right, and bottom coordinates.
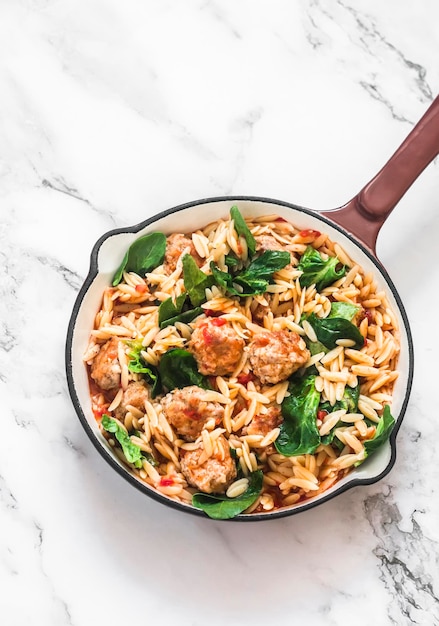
(248, 330, 310, 384)
(161, 385, 224, 441)
(255, 234, 285, 253)
(255, 235, 294, 266)
(163, 233, 202, 274)
(180, 435, 237, 494)
(188, 318, 245, 376)
(114, 381, 149, 419)
(244, 406, 282, 437)
(90, 337, 121, 390)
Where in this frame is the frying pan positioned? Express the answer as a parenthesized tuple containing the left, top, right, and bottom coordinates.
(66, 96, 439, 520)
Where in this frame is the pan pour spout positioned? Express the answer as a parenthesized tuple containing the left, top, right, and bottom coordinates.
(326, 95, 439, 256)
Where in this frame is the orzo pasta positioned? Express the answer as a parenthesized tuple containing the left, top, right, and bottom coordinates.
(84, 206, 399, 519)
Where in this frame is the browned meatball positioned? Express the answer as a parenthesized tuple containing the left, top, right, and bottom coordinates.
(244, 406, 282, 436)
(248, 330, 310, 384)
(163, 233, 202, 274)
(161, 385, 224, 441)
(180, 435, 237, 494)
(114, 381, 149, 419)
(255, 235, 294, 266)
(90, 337, 121, 390)
(188, 318, 245, 376)
(255, 234, 285, 253)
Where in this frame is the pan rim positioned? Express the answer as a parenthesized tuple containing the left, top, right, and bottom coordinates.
(65, 194, 414, 521)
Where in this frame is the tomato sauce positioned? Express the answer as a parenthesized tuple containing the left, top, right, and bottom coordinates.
(237, 372, 256, 385)
(135, 284, 149, 293)
(211, 318, 227, 327)
(204, 309, 223, 317)
(159, 477, 174, 487)
(299, 229, 321, 238)
(183, 408, 201, 421)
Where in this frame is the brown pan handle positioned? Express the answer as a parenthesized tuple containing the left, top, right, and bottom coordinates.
(325, 95, 439, 256)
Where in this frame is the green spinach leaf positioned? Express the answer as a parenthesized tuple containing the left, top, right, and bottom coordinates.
(298, 246, 345, 291)
(320, 385, 360, 416)
(328, 302, 360, 321)
(275, 374, 321, 456)
(158, 293, 187, 326)
(209, 263, 269, 297)
(240, 250, 291, 280)
(160, 308, 204, 329)
(159, 348, 210, 391)
(320, 385, 360, 444)
(224, 254, 240, 268)
(112, 251, 129, 287)
(113, 232, 167, 286)
(192, 470, 263, 519)
(210, 250, 290, 298)
(127, 341, 161, 398)
(341, 384, 360, 413)
(363, 405, 395, 459)
(308, 313, 364, 350)
(235, 275, 271, 296)
(158, 293, 203, 328)
(182, 255, 214, 307)
(210, 263, 235, 292)
(230, 206, 256, 257)
(308, 340, 329, 356)
(101, 415, 144, 468)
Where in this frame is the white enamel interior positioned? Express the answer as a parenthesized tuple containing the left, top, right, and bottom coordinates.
(69, 198, 411, 516)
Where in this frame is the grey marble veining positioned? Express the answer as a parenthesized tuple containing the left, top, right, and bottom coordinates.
(364, 491, 439, 623)
(0, 1, 438, 625)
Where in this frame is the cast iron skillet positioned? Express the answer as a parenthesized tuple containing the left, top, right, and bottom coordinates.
(66, 96, 439, 520)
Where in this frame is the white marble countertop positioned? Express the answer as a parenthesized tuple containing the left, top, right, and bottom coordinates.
(1, 1, 439, 624)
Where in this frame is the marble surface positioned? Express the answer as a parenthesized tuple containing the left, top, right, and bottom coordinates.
(1, 1, 438, 624)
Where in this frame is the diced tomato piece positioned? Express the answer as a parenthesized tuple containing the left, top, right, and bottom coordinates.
(159, 477, 174, 487)
(275, 217, 288, 222)
(299, 229, 321, 239)
(237, 372, 256, 385)
(94, 405, 108, 420)
(202, 326, 212, 344)
(204, 309, 223, 317)
(257, 336, 270, 347)
(135, 284, 149, 293)
(183, 408, 201, 421)
(211, 317, 227, 327)
(317, 410, 328, 421)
